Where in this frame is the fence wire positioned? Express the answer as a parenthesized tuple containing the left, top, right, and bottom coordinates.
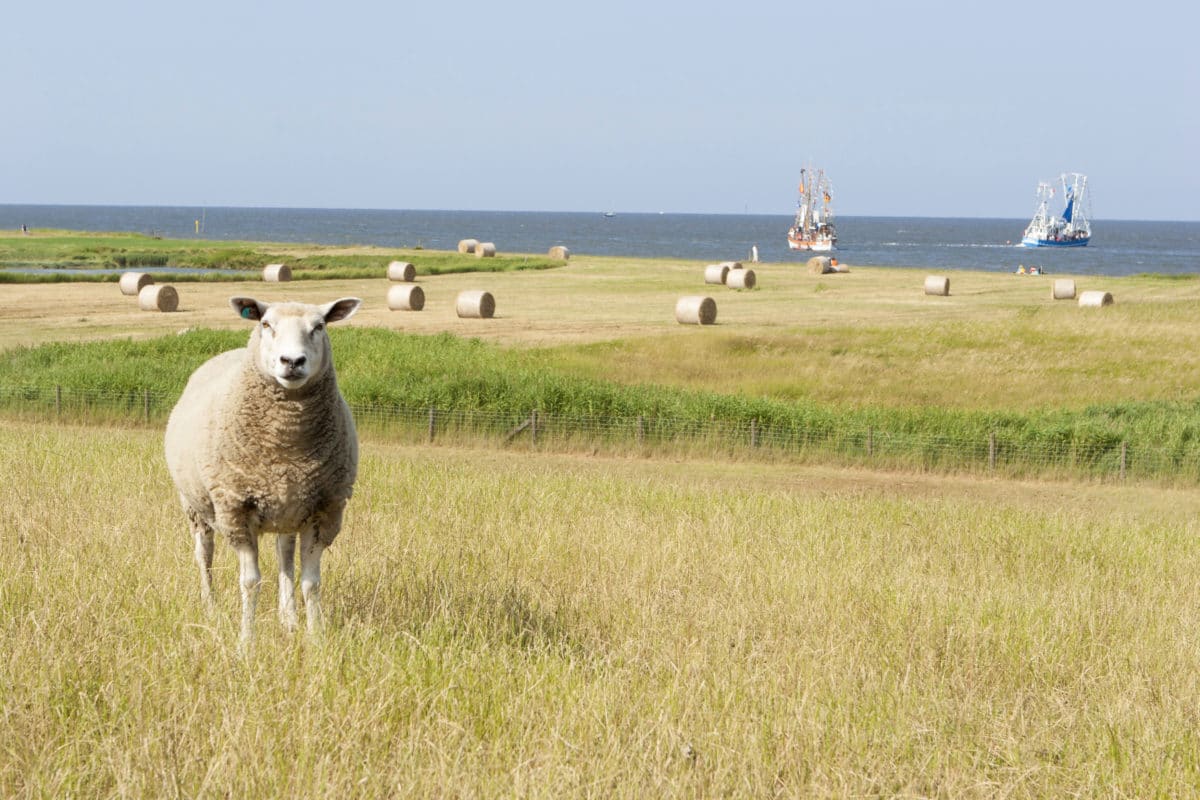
(0, 383, 1191, 484)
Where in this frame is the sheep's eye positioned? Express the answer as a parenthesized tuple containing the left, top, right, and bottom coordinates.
(312, 322, 325, 335)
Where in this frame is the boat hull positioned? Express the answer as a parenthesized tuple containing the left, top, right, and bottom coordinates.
(787, 236, 835, 252)
(1021, 236, 1090, 248)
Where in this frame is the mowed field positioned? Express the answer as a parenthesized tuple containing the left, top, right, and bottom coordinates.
(5, 252, 1200, 411)
(4, 250, 1200, 795)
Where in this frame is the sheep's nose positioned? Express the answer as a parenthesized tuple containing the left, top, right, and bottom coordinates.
(280, 354, 307, 369)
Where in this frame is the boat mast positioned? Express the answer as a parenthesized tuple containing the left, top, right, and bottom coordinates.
(1063, 173, 1089, 232)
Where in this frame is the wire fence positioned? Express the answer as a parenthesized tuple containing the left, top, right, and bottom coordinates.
(1, 383, 1194, 485)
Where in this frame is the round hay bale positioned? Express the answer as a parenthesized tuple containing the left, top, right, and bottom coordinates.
(138, 284, 178, 312)
(1051, 279, 1077, 300)
(263, 263, 291, 282)
(727, 268, 756, 290)
(704, 264, 730, 285)
(721, 261, 743, 271)
(675, 296, 717, 325)
(456, 290, 495, 319)
(475, 242, 497, 258)
(924, 275, 950, 296)
(548, 245, 570, 260)
(386, 261, 416, 282)
(386, 284, 425, 311)
(457, 238, 478, 254)
(830, 261, 850, 274)
(807, 256, 833, 274)
(1078, 290, 1114, 308)
(119, 271, 153, 296)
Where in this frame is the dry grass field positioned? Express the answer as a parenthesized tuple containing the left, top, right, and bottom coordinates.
(5, 253, 1200, 411)
(4, 421, 1200, 796)
(5, 247, 1200, 795)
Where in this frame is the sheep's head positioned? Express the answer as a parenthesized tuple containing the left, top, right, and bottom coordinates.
(230, 297, 361, 390)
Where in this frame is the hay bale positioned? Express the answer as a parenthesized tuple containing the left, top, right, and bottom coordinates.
(138, 284, 178, 312)
(1051, 279, 1076, 300)
(386, 284, 425, 311)
(720, 261, 743, 271)
(675, 296, 717, 325)
(475, 242, 497, 258)
(830, 262, 851, 273)
(119, 271, 153, 296)
(386, 261, 416, 282)
(548, 245, 570, 260)
(456, 290, 495, 319)
(457, 238, 478, 254)
(727, 268, 756, 290)
(807, 256, 833, 274)
(704, 264, 730, 285)
(263, 263, 291, 282)
(924, 275, 950, 296)
(1078, 290, 1114, 307)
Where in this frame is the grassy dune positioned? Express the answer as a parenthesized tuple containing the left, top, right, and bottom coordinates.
(3, 421, 1200, 796)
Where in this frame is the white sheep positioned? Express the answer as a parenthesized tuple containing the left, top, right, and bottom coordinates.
(165, 296, 361, 644)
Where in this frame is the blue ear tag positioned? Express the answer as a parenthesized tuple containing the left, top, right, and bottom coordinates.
(241, 307, 253, 319)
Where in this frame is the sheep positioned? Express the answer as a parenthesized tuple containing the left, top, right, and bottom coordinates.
(164, 296, 361, 645)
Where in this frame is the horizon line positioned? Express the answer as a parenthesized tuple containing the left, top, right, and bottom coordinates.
(1, 202, 1196, 225)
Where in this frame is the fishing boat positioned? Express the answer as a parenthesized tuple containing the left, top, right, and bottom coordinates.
(1021, 172, 1091, 247)
(786, 167, 836, 251)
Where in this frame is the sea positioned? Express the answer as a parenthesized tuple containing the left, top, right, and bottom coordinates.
(1, 204, 1197, 277)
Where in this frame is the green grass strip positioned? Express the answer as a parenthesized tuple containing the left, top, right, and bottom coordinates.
(2, 328, 1200, 480)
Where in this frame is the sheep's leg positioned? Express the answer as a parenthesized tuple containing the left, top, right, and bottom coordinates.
(193, 524, 215, 605)
(298, 528, 326, 636)
(236, 540, 262, 647)
(276, 534, 299, 631)
(184, 503, 216, 605)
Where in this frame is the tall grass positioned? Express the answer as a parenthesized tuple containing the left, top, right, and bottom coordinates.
(2, 421, 1199, 796)
(2, 328, 1200, 481)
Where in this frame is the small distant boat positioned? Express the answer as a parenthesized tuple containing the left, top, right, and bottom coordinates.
(603, 211, 616, 218)
(787, 167, 836, 252)
(1021, 173, 1091, 247)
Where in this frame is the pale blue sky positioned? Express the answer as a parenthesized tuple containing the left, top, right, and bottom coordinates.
(2, 0, 1196, 219)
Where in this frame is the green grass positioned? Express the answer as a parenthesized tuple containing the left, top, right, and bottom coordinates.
(0, 231, 565, 281)
(3, 421, 1200, 796)
(1, 328, 1199, 481)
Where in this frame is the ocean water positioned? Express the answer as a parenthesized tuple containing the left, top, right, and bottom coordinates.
(1, 204, 1197, 277)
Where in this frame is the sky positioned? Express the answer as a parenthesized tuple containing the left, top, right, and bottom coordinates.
(2, 0, 1197, 220)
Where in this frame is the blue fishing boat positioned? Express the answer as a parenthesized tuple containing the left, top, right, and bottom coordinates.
(1021, 173, 1091, 247)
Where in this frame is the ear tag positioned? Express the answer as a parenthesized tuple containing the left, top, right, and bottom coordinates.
(241, 307, 253, 319)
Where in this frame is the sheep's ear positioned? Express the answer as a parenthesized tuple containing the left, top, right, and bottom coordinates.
(230, 297, 269, 321)
(321, 297, 362, 324)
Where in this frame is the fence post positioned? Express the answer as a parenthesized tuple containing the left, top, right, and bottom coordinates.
(428, 407, 437, 443)
(750, 418, 758, 448)
(867, 426, 873, 458)
(55, 385, 62, 417)
(144, 389, 151, 423)
(637, 415, 644, 446)
(531, 409, 538, 446)
(988, 431, 996, 471)
(1120, 441, 1127, 481)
